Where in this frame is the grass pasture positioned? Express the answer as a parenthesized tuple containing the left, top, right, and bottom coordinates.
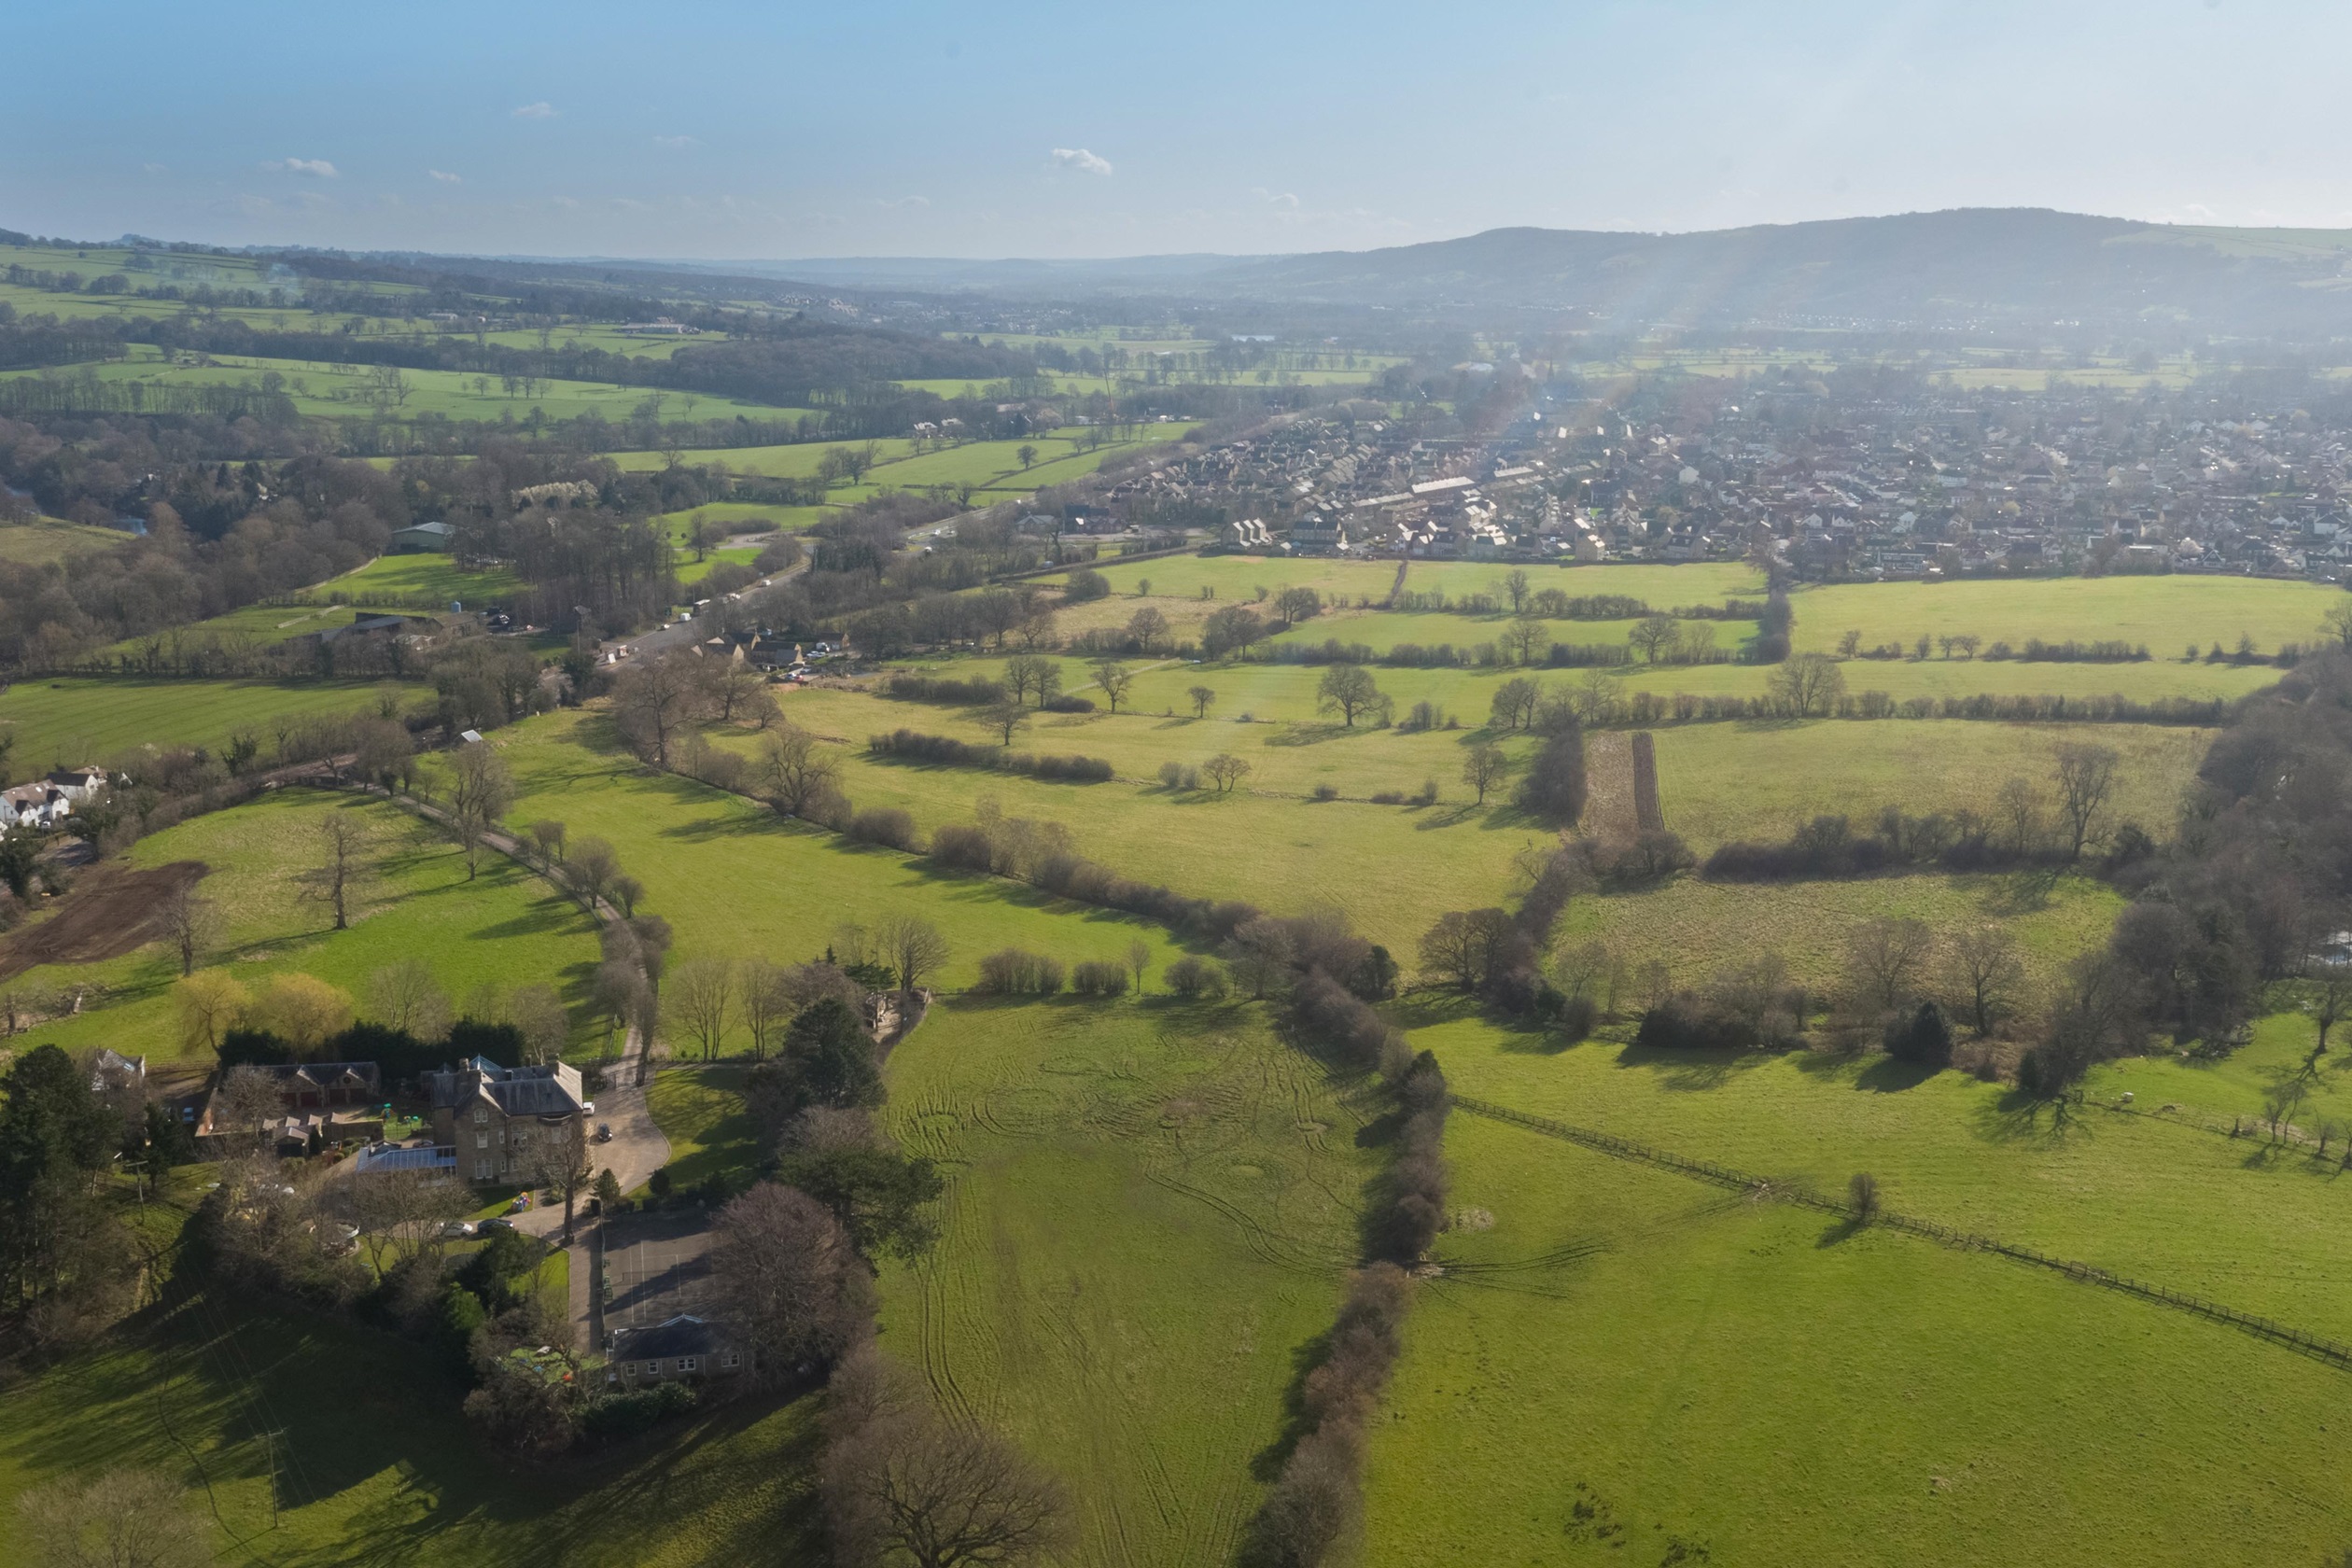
(1791, 575, 2345, 659)
(0, 347, 812, 428)
(0, 678, 417, 786)
(306, 553, 524, 608)
(491, 710, 1196, 998)
(0, 516, 131, 565)
(1645, 719, 2210, 847)
(1362, 1104, 2352, 1567)
(879, 998, 1377, 1568)
(4, 790, 604, 1067)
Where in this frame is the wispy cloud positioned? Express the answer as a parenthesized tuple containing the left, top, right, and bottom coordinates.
(511, 102, 558, 119)
(870, 194, 931, 210)
(429, 169, 463, 184)
(263, 157, 339, 177)
(142, 162, 167, 175)
(652, 134, 699, 150)
(1253, 188, 1299, 210)
(1050, 147, 1113, 176)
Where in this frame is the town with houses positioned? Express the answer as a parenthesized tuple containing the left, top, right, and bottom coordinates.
(1073, 377, 2352, 584)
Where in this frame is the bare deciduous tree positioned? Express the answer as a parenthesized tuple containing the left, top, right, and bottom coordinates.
(1089, 659, 1133, 714)
(368, 959, 452, 1041)
(212, 1066, 286, 1152)
(154, 882, 221, 976)
(1768, 652, 1846, 718)
(878, 915, 950, 995)
(1846, 917, 1933, 1012)
(1202, 753, 1252, 794)
(1187, 684, 1215, 719)
(710, 1182, 873, 1384)
(2052, 742, 2120, 860)
(823, 1346, 1069, 1568)
(1461, 742, 1510, 805)
(1315, 663, 1383, 728)
(297, 809, 374, 930)
(756, 724, 840, 818)
(1945, 927, 2023, 1036)
(666, 957, 735, 1060)
(528, 1116, 595, 1245)
(445, 745, 515, 880)
(739, 959, 792, 1060)
(20, 1467, 211, 1568)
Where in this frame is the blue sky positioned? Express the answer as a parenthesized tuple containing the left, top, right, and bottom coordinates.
(6, 0, 2349, 259)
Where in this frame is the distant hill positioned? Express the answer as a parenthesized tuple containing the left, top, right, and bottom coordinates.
(763, 209, 2352, 334)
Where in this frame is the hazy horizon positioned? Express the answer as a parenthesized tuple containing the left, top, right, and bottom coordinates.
(9, 0, 2352, 261)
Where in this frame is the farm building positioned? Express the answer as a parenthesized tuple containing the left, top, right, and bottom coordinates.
(386, 520, 455, 553)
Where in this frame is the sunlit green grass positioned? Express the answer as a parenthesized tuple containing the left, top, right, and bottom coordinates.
(0, 678, 416, 786)
(9, 790, 604, 1067)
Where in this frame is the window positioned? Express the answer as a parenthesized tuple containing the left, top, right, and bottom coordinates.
(473, 1106, 487, 1125)
(474, 1162, 493, 1180)
(677, 1357, 698, 1374)
(474, 1133, 489, 1150)
(721, 1351, 740, 1370)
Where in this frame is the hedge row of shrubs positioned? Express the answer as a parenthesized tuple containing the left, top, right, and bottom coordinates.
(972, 948, 1130, 997)
(878, 673, 1005, 706)
(866, 728, 1113, 783)
(1240, 984, 1448, 1568)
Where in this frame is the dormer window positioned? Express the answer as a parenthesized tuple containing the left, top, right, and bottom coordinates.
(473, 1106, 488, 1125)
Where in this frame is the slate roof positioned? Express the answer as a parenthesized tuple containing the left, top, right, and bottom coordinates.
(609, 1314, 724, 1361)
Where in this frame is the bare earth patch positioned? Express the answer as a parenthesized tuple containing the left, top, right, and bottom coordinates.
(0, 860, 208, 980)
(1581, 730, 1638, 844)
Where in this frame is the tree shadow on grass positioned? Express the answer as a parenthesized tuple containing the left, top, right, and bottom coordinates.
(1260, 723, 1375, 749)
(1854, 1056, 1939, 1094)
(1611, 1039, 1772, 1091)
(1970, 1087, 2095, 1146)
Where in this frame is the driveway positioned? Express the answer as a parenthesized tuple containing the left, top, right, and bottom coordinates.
(510, 1077, 669, 1241)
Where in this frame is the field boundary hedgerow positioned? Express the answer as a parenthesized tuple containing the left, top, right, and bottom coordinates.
(1451, 1095, 2352, 1374)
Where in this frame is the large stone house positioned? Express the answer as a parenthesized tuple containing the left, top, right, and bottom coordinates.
(424, 1056, 587, 1183)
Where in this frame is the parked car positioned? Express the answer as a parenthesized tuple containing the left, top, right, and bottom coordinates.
(441, 1220, 479, 1239)
(480, 1218, 515, 1234)
(595, 1123, 612, 1142)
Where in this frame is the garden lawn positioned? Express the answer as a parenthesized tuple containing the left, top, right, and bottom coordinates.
(1360, 1106, 2352, 1567)
(877, 997, 1378, 1568)
(0, 679, 418, 787)
(6, 790, 604, 1067)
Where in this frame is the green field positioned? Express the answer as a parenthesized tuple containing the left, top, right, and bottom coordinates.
(0, 678, 417, 786)
(1363, 1103, 2352, 1566)
(493, 711, 1197, 995)
(0, 346, 811, 428)
(1645, 718, 2209, 847)
(0, 1279, 831, 1568)
(608, 427, 1187, 499)
(1791, 576, 2346, 658)
(305, 553, 524, 608)
(6, 790, 604, 1067)
(876, 999, 1375, 1567)
(0, 516, 130, 565)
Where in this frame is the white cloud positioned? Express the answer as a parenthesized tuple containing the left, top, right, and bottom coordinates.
(142, 162, 167, 175)
(429, 169, 463, 184)
(652, 134, 699, 150)
(512, 102, 558, 119)
(264, 157, 339, 177)
(870, 194, 931, 209)
(1050, 147, 1113, 176)
(1252, 188, 1299, 210)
